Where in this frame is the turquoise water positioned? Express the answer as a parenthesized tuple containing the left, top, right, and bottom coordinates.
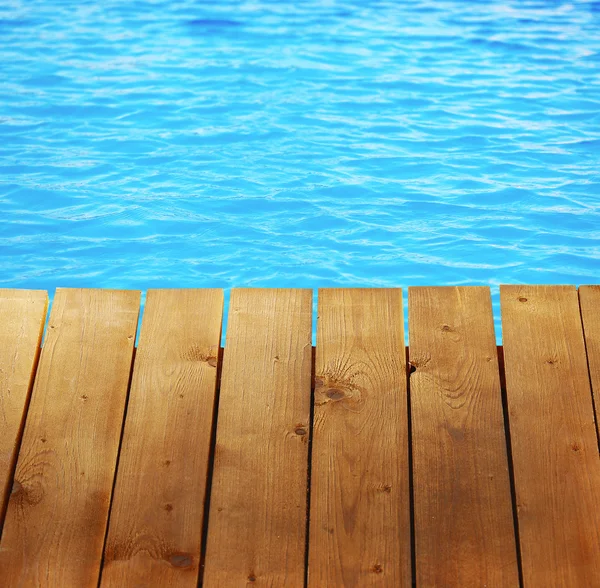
(1, 0, 599, 340)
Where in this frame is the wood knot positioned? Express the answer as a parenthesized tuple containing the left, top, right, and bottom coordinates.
(372, 564, 383, 574)
(409, 357, 430, 372)
(168, 553, 193, 568)
(248, 572, 257, 582)
(518, 297, 528, 303)
(164, 460, 171, 467)
(378, 484, 392, 493)
(294, 426, 307, 436)
(11, 480, 43, 505)
(571, 442, 581, 452)
(164, 503, 173, 512)
(315, 370, 360, 405)
(183, 345, 218, 366)
(441, 324, 452, 332)
(326, 388, 346, 401)
(447, 426, 465, 441)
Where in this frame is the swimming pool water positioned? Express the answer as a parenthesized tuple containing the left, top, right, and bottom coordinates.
(1, 0, 599, 340)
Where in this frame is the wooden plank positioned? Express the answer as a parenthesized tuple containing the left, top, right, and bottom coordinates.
(101, 289, 223, 587)
(409, 287, 518, 586)
(309, 288, 411, 586)
(0, 288, 140, 588)
(0, 290, 48, 531)
(579, 285, 600, 435)
(203, 289, 312, 586)
(501, 285, 600, 586)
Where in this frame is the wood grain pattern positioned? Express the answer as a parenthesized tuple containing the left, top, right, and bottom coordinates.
(101, 289, 223, 587)
(203, 289, 312, 587)
(409, 287, 518, 586)
(309, 288, 411, 587)
(0, 288, 139, 588)
(501, 285, 600, 586)
(0, 289, 48, 531)
(579, 285, 600, 436)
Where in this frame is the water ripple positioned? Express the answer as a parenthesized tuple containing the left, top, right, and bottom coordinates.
(0, 0, 599, 339)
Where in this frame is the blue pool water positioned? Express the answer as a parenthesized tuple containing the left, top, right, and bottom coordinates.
(1, 0, 599, 340)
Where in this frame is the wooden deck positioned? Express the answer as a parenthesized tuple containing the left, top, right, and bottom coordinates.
(0, 286, 599, 587)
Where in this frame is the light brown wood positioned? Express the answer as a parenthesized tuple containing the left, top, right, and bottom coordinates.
(0, 289, 48, 531)
(203, 289, 312, 587)
(579, 285, 600, 436)
(309, 288, 411, 587)
(501, 285, 600, 586)
(101, 289, 223, 587)
(409, 287, 518, 586)
(0, 288, 139, 588)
